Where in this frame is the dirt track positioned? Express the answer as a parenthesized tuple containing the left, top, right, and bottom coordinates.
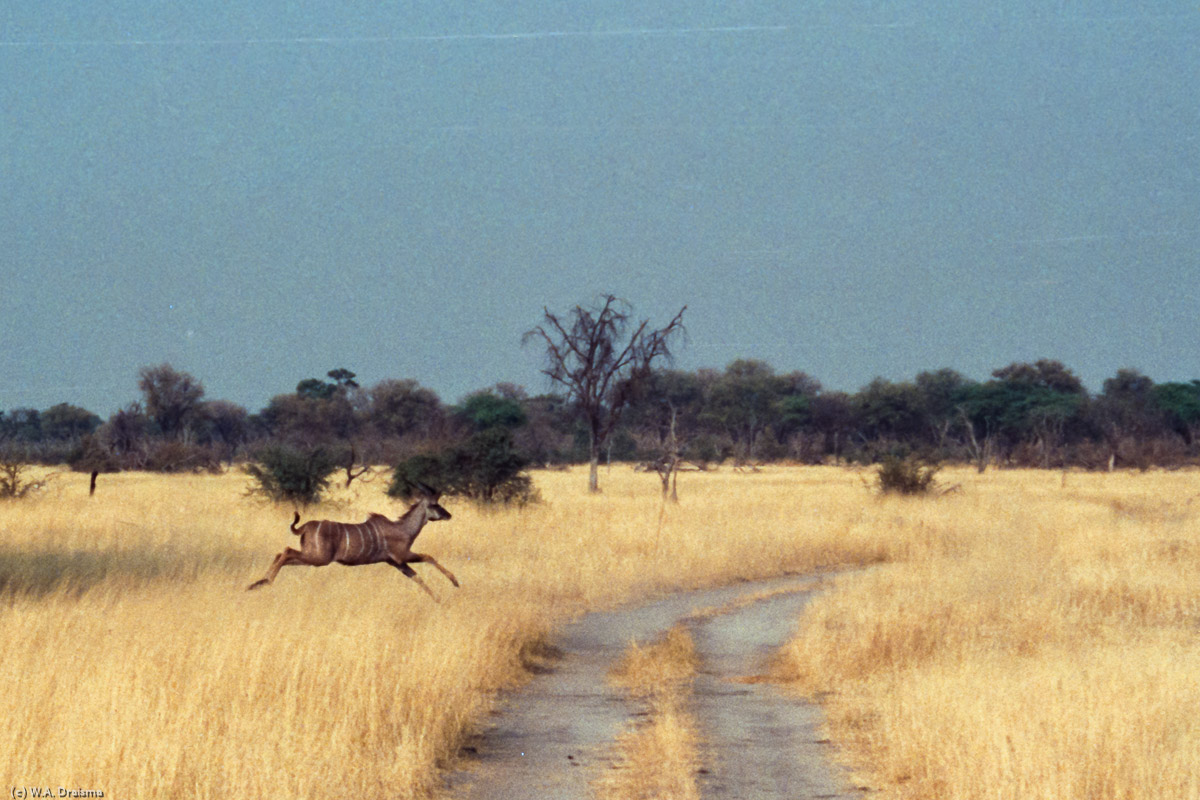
(447, 575, 861, 799)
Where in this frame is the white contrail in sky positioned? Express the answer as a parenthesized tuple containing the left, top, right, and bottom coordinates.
(0, 25, 791, 48)
(0, 21, 924, 48)
(1009, 230, 1194, 246)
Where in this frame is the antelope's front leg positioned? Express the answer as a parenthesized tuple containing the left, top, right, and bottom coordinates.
(409, 552, 459, 588)
(387, 559, 438, 600)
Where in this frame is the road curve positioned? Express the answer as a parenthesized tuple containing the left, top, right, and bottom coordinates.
(446, 575, 860, 800)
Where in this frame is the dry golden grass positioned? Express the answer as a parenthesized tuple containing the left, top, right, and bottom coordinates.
(10, 465, 1188, 798)
(0, 465, 884, 799)
(608, 624, 700, 697)
(598, 625, 702, 800)
(772, 467, 1200, 800)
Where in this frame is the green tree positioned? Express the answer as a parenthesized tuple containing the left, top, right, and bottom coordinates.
(326, 368, 359, 389)
(514, 393, 577, 466)
(853, 378, 926, 446)
(296, 368, 359, 401)
(914, 368, 974, 451)
(138, 364, 205, 439)
(1152, 380, 1200, 445)
(622, 369, 707, 499)
(1090, 369, 1164, 467)
(962, 360, 1088, 467)
(389, 428, 534, 505)
(261, 369, 363, 446)
(40, 404, 102, 441)
(773, 371, 822, 448)
(295, 378, 337, 401)
(0, 409, 42, 442)
(456, 390, 528, 432)
(809, 391, 856, 464)
(703, 359, 782, 462)
(102, 404, 153, 466)
(365, 379, 444, 440)
(245, 444, 340, 506)
(259, 392, 356, 445)
(194, 400, 251, 448)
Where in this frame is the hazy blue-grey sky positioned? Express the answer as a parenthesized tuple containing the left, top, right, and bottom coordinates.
(3, 2, 1198, 415)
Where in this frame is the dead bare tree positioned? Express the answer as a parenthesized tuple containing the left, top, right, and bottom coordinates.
(958, 406, 993, 473)
(524, 295, 685, 492)
(651, 404, 684, 502)
(342, 444, 372, 487)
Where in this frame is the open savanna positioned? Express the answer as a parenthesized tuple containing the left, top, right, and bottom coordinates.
(774, 467, 1200, 800)
(0, 465, 888, 799)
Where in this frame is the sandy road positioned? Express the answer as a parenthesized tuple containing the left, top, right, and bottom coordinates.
(446, 575, 860, 799)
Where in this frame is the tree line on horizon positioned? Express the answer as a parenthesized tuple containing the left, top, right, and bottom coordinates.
(4, 356, 1200, 478)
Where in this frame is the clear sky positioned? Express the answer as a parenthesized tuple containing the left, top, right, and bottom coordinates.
(3, 2, 1198, 416)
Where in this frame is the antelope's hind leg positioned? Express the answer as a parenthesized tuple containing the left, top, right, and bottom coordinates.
(387, 559, 438, 600)
(409, 552, 459, 588)
(246, 547, 305, 590)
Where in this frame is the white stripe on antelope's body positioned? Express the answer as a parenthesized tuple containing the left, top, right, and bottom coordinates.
(246, 484, 458, 599)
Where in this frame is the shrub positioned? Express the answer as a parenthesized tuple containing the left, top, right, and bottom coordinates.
(67, 434, 122, 496)
(143, 440, 222, 473)
(0, 456, 32, 500)
(389, 453, 452, 499)
(245, 444, 340, 506)
(877, 455, 939, 495)
(389, 429, 537, 505)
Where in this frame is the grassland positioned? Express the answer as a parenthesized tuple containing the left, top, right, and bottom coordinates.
(0, 465, 883, 799)
(1, 465, 1195, 799)
(772, 467, 1200, 800)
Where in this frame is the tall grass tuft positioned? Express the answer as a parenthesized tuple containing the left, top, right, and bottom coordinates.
(599, 625, 702, 800)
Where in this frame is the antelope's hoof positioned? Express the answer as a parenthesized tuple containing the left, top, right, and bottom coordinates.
(247, 580, 268, 591)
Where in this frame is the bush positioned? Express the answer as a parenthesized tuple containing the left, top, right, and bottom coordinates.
(0, 456, 33, 500)
(245, 444, 340, 506)
(143, 440, 222, 473)
(877, 455, 939, 495)
(389, 429, 537, 505)
(389, 453, 452, 499)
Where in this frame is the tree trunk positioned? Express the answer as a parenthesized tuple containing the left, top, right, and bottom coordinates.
(666, 406, 680, 502)
(958, 407, 989, 473)
(588, 427, 601, 492)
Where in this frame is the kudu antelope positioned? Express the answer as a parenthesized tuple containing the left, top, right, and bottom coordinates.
(246, 485, 458, 598)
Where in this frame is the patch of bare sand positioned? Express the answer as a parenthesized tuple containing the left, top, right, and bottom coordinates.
(447, 576, 862, 799)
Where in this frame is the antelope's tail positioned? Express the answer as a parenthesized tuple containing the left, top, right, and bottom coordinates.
(290, 512, 303, 534)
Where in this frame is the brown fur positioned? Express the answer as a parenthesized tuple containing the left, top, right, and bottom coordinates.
(246, 490, 457, 599)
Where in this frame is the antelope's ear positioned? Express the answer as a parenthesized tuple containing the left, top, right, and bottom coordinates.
(416, 481, 441, 499)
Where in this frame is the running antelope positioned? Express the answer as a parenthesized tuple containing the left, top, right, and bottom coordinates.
(246, 485, 459, 598)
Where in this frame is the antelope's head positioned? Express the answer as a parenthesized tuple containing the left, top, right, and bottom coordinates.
(416, 482, 452, 521)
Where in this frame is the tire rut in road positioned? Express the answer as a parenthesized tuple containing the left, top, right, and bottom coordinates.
(688, 586, 859, 799)
(446, 575, 858, 800)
